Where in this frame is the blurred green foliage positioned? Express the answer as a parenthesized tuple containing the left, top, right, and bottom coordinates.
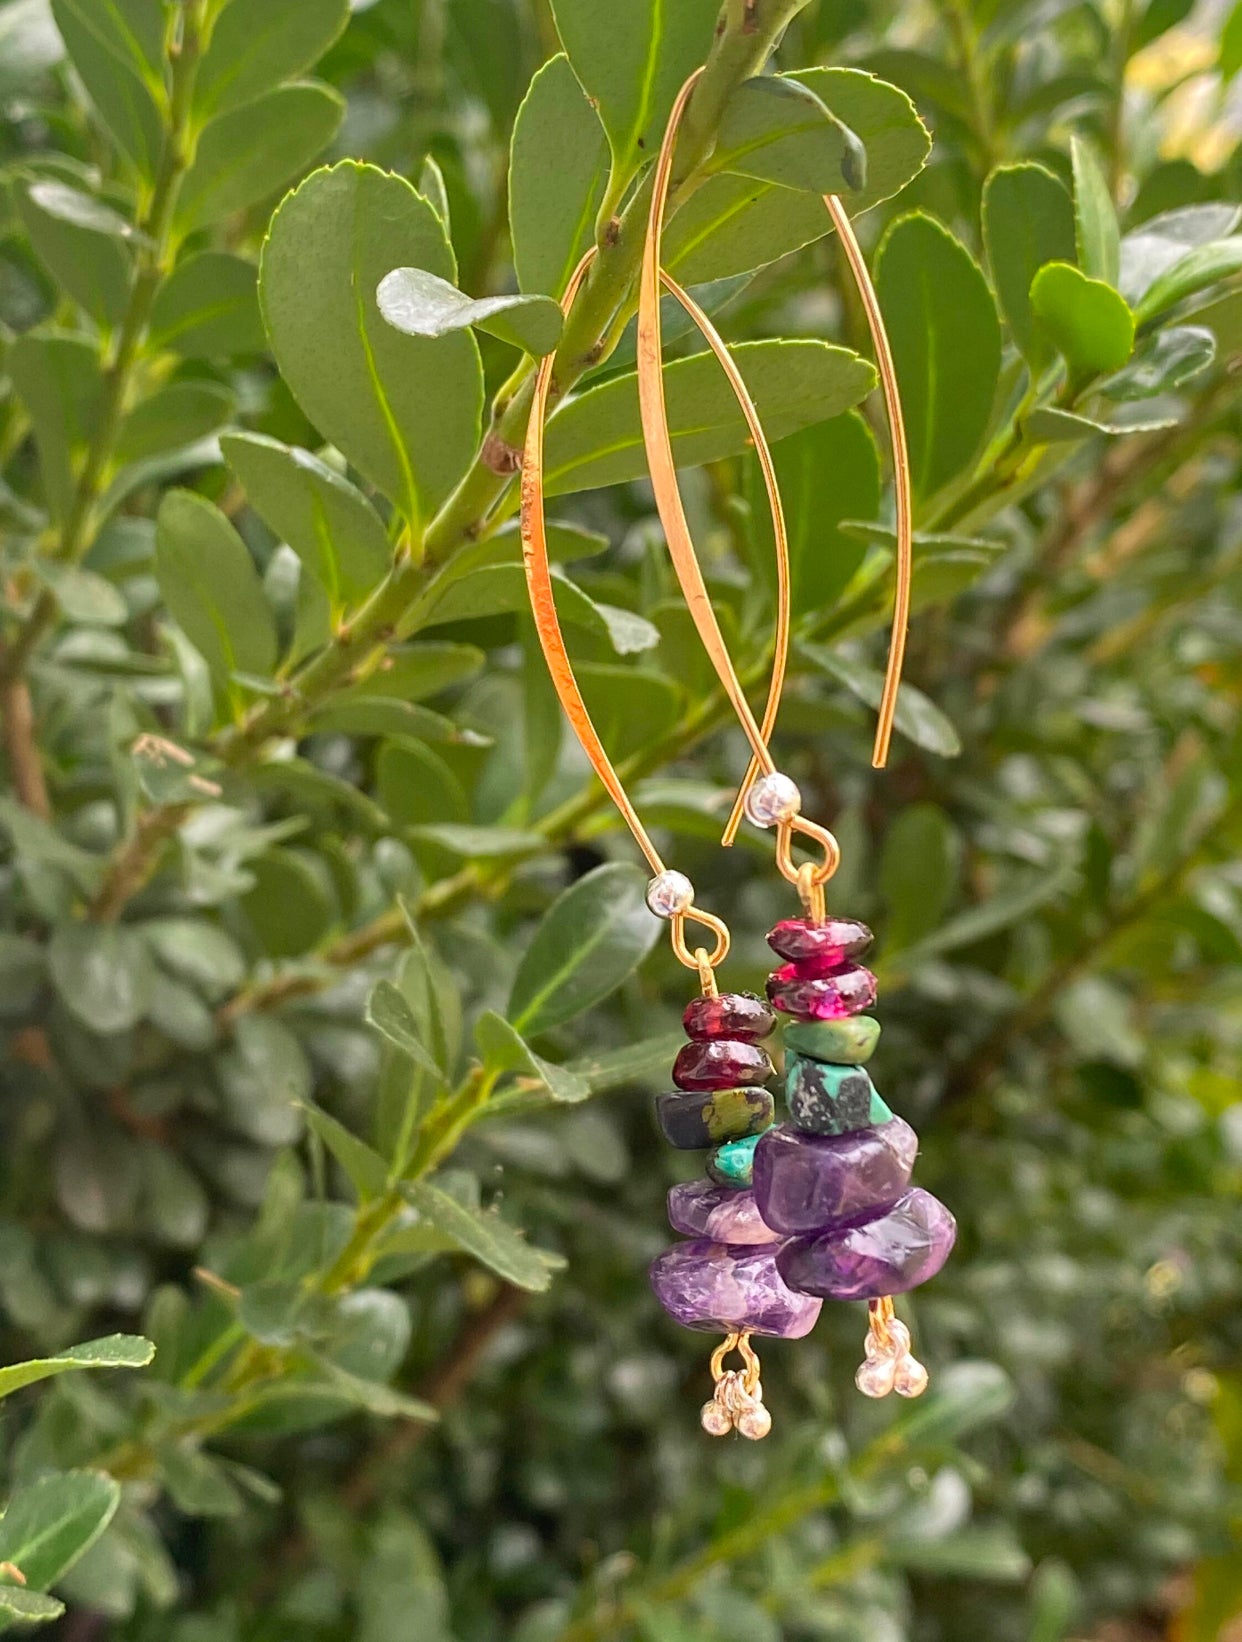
(0, 0, 1241, 1638)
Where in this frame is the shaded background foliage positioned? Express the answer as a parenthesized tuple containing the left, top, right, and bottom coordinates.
(0, 0, 1241, 1639)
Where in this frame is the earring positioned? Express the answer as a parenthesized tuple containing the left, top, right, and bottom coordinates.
(635, 73, 954, 1405)
(521, 251, 822, 1442)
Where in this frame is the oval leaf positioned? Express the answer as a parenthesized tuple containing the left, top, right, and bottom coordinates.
(509, 53, 608, 297)
(507, 862, 659, 1036)
(1030, 262, 1135, 379)
(260, 161, 484, 528)
(377, 267, 562, 356)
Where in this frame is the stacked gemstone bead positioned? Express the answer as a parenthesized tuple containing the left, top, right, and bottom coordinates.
(756, 917, 956, 1303)
(650, 990, 821, 1339)
(650, 914, 955, 1352)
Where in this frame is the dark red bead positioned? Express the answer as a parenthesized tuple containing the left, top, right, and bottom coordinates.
(673, 1038, 773, 1091)
(683, 991, 776, 1043)
(766, 964, 877, 1021)
(767, 917, 873, 966)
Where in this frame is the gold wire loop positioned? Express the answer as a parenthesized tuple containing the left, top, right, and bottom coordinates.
(868, 1295, 897, 1352)
(520, 250, 734, 979)
(774, 814, 842, 891)
(670, 908, 730, 977)
(710, 1330, 761, 1396)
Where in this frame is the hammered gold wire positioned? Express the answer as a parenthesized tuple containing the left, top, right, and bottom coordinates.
(520, 249, 733, 979)
(636, 68, 916, 847)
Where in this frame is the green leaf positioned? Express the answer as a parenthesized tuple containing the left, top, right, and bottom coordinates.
(400, 1180, 564, 1292)
(366, 980, 445, 1082)
(49, 0, 164, 175)
(712, 74, 866, 195)
(376, 267, 562, 356)
(194, 0, 349, 118)
(155, 490, 277, 685)
(376, 740, 467, 827)
(141, 917, 246, 995)
(303, 1105, 390, 1201)
(509, 53, 608, 297)
(1133, 0, 1194, 50)
(886, 1524, 1032, 1582)
(48, 922, 154, 1033)
(216, 1016, 310, 1145)
(408, 824, 545, 861)
(260, 161, 483, 528)
(545, 338, 875, 496)
(874, 212, 1001, 503)
(160, 1447, 243, 1519)
(7, 330, 103, 523)
(747, 412, 879, 621)
(221, 432, 391, 607)
(36, 564, 127, 626)
(148, 252, 265, 358)
(0, 1587, 64, 1624)
(880, 804, 960, 952)
(305, 1356, 437, 1422)
(549, 0, 719, 180)
(805, 646, 961, 757)
(1030, 262, 1135, 378)
(507, 862, 658, 1037)
(474, 1011, 590, 1104)
(577, 663, 680, 760)
(0, 1470, 120, 1590)
(17, 180, 132, 326)
(1100, 324, 1215, 399)
(116, 381, 232, 464)
(894, 860, 1077, 965)
(1025, 405, 1177, 443)
(414, 563, 659, 656)
(0, 1333, 154, 1400)
(1135, 237, 1242, 323)
(1071, 134, 1120, 286)
(0, 0, 65, 100)
(1224, 0, 1242, 79)
(418, 155, 450, 228)
(176, 81, 344, 233)
(982, 163, 1077, 366)
(1120, 204, 1240, 305)
(239, 850, 334, 958)
(665, 69, 930, 283)
(1028, 1559, 1081, 1642)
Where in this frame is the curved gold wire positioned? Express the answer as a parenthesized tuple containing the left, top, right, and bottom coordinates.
(519, 248, 729, 981)
(637, 68, 915, 816)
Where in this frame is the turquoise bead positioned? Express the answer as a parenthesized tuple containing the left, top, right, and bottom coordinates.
(785, 1053, 893, 1135)
(784, 1016, 881, 1066)
(707, 1130, 766, 1188)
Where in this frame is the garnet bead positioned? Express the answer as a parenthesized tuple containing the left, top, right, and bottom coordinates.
(673, 1038, 773, 1091)
(683, 991, 775, 1043)
(767, 917, 873, 966)
(766, 964, 877, 1021)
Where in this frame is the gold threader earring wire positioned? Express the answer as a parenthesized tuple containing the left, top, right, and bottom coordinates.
(638, 68, 915, 824)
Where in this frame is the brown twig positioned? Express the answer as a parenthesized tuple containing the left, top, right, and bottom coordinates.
(0, 668, 49, 817)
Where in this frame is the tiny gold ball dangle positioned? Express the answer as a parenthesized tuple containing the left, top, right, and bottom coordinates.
(736, 1402, 772, 1440)
(743, 771, 802, 828)
(700, 1398, 733, 1436)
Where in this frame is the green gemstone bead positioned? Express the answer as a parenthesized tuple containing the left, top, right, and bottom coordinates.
(706, 1129, 767, 1188)
(784, 1016, 881, 1066)
(785, 1053, 893, 1136)
(655, 1086, 774, 1150)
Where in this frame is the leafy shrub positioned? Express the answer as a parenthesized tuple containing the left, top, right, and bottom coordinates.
(0, 0, 1240, 1638)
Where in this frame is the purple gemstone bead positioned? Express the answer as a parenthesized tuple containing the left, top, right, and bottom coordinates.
(683, 991, 776, 1044)
(673, 1038, 773, 1091)
(775, 1188, 956, 1301)
(667, 1180, 781, 1245)
(767, 964, 878, 1021)
(767, 917, 873, 966)
(753, 1119, 918, 1236)
(650, 1239, 823, 1337)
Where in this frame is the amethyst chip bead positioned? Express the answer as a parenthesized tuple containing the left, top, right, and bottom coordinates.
(776, 1188, 957, 1301)
(667, 1180, 780, 1245)
(753, 1119, 918, 1236)
(650, 1239, 822, 1337)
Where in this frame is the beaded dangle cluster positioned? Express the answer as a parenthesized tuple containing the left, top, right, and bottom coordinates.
(647, 843, 956, 1438)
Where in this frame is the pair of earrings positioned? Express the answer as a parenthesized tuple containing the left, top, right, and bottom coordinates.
(520, 69, 954, 1439)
